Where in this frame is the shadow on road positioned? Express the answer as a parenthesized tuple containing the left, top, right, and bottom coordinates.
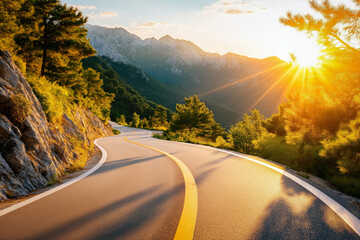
(251, 175, 359, 240)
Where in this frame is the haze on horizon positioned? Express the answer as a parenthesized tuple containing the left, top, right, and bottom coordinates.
(61, 0, 355, 61)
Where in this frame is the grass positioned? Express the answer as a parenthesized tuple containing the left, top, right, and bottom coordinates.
(46, 173, 62, 186)
(112, 129, 121, 135)
(68, 136, 92, 172)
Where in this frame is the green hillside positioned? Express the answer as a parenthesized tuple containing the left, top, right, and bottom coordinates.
(87, 56, 241, 128)
(82, 56, 160, 121)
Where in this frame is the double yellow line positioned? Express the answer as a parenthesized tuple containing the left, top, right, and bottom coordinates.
(124, 132, 198, 240)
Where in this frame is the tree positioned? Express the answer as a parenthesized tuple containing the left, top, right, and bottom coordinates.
(321, 116, 360, 176)
(118, 115, 126, 125)
(81, 68, 114, 121)
(151, 105, 168, 128)
(15, 0, 96, 92)
(229, 109, 266, 153)
(170, 95, 223, 140)
(131, 112, 140, 128)
(279, 0, 360, 144)
(140, 118, 150, 129)
(280, 0, 360, 68)
(0, 0, 24, 53)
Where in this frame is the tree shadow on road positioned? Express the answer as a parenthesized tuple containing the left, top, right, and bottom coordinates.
(250, 175, 359, 240)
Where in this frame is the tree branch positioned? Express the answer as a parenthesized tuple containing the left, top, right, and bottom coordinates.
(330, 32, 359, 51)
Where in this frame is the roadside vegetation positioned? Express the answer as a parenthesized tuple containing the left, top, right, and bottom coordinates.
(0, 0, 114, 176)
(151, 1, 360, 198)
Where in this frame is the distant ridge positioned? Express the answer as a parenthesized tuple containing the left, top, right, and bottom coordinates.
(86, 24, 291, 126)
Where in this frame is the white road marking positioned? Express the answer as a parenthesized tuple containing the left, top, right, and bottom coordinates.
(145, 130, 360, 237)
(0, 137, 111, 217)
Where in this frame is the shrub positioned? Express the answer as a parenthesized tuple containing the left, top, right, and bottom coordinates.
(328, 176, 360, 198)
(28, 75, 71, 123)
(321, 117, 360, 176)
(68, 136, 90, 172)
(130, 112, 140, 128)
(112, 129, 121, 135)
(9, 93, 31, 123)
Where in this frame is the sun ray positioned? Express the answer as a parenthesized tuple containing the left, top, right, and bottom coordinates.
(198, 62, 288, 97)
(246, 66, 296, 113)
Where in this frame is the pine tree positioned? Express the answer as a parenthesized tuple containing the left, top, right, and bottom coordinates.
(230, 109, 266, 153)
(151, 105, 168, 128)
(15, 0, 96, 91)
(131, 112, 140, 128)
(280, 0, 360, 68)
(0, 0, 24, 53)
(81, 68, 114, 122)
(170, 95, 223, 140)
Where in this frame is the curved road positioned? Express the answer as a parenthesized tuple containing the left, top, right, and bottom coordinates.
(0, 123, 359, 239)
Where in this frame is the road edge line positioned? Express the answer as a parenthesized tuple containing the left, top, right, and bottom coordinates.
(0, 136, 110, 217)
(153, 138, 360, 237)
(124, 134, 198, 240)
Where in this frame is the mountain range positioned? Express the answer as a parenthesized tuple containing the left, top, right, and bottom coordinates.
(86, 24, 292, 127)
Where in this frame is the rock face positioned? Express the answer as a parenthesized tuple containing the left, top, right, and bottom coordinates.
(0, 51, 112, 201)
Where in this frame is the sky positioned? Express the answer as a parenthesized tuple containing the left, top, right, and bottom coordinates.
(60, 0, 355, 61)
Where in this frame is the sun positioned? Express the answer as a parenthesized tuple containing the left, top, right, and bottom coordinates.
(296, 51, 321, 67)
(292, 40, 322, 67)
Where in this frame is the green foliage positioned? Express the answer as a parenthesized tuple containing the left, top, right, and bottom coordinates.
(265, 113, 286, 136)
(28, 75, 71, 122)
(0, 0, 23, 53)
(117, 114, 127, 125)
(82, 56, 159, 121)
(328, 176, 360, 198)
(321, 117, 360, 176)
(280, 0, 360, 67)
(140, 118, 150, 129)
(47, 172, 61, 186)
(170, 95, 224, 141)
(112, 129, 121, 135)
(151, 105, 168, 128)
(9, 93, 31, 123)
(229, 109, 266, 154)
(15, 0, 96, 90)
(130, 112, 140, 128)
(103, 56, 185, 110)
(81, 68, 114, 122)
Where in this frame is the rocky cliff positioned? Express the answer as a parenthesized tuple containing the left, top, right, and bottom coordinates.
(0, 51, 112, 201)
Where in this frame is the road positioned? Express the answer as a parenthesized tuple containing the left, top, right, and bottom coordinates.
(0, 123, 359, 239)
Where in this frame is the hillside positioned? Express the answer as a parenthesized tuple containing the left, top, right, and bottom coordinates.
(86, 24, 292, 123)
(83, 56, 241, 128)
(0, 51, 112, 200)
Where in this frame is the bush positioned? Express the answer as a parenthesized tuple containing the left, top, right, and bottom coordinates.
(321, 117, 360, 176)
(9, 93, 31, 123)
(328, 176, 360, 198)
(68, 136, 91, 172)
(256, 135, 298, 167)
(28, 75, 71, 123)
(112, 129, 121, 135)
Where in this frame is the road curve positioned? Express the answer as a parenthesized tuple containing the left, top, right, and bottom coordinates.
(0, 123, 359, 239)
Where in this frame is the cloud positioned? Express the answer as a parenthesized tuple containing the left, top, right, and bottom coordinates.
(225, 9, 255, 14)
(88, 11, 119, 18)
(142, 22, 157, 27)
(140, 21, 169, 27)
(203, 0, 266, 15)
(71, 5, 96, 10)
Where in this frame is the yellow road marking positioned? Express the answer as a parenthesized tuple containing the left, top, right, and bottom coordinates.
(124, 132, 198, 240)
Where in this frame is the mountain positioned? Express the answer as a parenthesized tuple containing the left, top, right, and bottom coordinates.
(82, 56, 166, 122)
(86, 24, 291, 126)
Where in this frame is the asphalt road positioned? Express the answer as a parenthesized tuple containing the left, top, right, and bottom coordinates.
(0, 123, 359, 239)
